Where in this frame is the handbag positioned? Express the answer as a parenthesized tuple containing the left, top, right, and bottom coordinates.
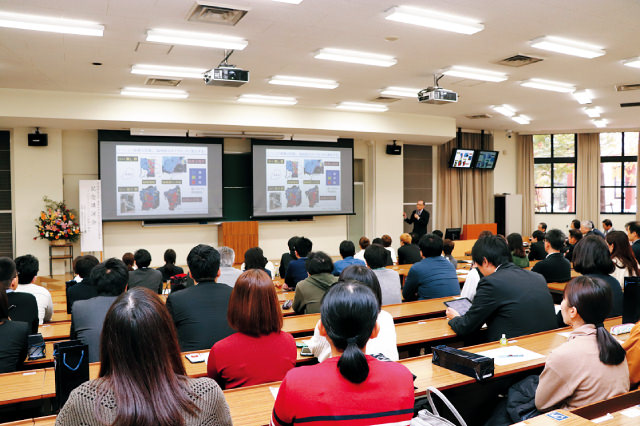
(411, 387, 468, 426)
(170, 273, 189, 293)
(53, 340, 89, 410)
(27, 333, 46, 360)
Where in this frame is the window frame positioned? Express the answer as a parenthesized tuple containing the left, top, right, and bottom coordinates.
(533, 133, 577, 214)
(599, 132, 638, 214)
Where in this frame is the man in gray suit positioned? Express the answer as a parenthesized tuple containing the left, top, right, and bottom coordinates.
(128, 249, 163, 294)
(70, 258, 128, 363)
(217, 246, 242, 287)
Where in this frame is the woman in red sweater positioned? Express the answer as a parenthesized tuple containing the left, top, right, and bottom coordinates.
(207, 269, 296, 389)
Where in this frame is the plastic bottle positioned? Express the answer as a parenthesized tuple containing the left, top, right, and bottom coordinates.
(500, 334, 507, 346)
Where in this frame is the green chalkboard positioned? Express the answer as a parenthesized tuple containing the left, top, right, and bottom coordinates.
(222, 153, 252, 221)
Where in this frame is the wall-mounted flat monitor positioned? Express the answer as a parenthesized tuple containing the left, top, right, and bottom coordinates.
(473, 150, 499, 170)
(449, 148, 475, 168)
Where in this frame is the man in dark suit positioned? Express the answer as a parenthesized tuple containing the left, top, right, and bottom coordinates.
(284, 237, 313, 290)
(446, 235, 557, 341)
(564, 229, 582, 262)
(398, 233, 421, 265)
(128, 249, 163, 294)
(70, 258, 128, 363)
(166, 244, 235, 351)
(581, 220, 605, 238)
(528, 230, 547, 261)
(626, 221, 640, 263)
(532, 229, 572, 283)
(66, 255, 99, 313)
(403, 200, 429, 240)
(0, 257, 38, 334)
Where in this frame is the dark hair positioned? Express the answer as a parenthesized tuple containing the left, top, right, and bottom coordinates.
(606, 231, 640, 277)
(228, 269, 282, 336)
(163, 249, 177, 265)
(419, 233, 443, 258)
(287, 236, 299, 257)
(539, 222, 547, 231)
(320, 281, 379, 384)
(363, 244, 387, 269)
(98, 287, 199, 426)
(545, 229, 566, 251)
(305, 251, 334, 275)
(339, 240, 356, 258)
(507, 233, 526, 258)
(626, 221, 640, 235)
(186, 244, 220, 282)
(244, 247, 268, 270)
(75, 255, 99, 278)
(122, 252, 135, 271)
(380, 235, 392, 248)
(358, 236, 370, 250)
(294, 237, 313, 257)
(564, 276, 626, 365)
(339, 265, 382, 307)
(569, 229, 583, 242)
(134, 249, 152, 268)
(0, 257, 16, 290)
(478, 230, 494, 238)
(532, 230, 545, 241)
(410, 233, 419, 245)
(602, 219, 612, 227)
(472, 235, 511, 267)
(442, 239, 455, 255)
(432, 229, 444, 239)
(571, 219, 581, 230)
(91, 258, 128, 296)
(573, 235, 615, 275)
(15, 254, 39, 284)
(371, 238, 383, 246)
(0, 284, 9, 320)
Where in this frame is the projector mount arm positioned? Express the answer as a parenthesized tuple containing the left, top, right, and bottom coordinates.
(218, 50, 236, 68)
(433, 73, 444, 89)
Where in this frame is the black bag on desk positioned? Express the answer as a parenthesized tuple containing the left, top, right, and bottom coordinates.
(27, 333, 46, 360)
(53, 340, 89, 409)
(432, 345, 494, 381)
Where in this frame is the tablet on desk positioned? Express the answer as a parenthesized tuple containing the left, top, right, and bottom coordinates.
(444, 297, 472, 316)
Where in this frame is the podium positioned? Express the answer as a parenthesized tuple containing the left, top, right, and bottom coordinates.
(218, 221, 259, 265)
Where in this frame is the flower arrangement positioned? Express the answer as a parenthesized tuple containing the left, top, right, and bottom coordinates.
(34, 197, 81, 243)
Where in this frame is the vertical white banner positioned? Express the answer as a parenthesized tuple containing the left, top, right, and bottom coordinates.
(79, 180, 103, 253)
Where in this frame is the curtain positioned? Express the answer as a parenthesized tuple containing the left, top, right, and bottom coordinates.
(576, 133, 600, 225)
(516, 134, 534, 235)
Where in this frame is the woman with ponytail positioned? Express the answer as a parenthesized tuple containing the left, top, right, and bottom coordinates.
(271, 281, 414, 426)
(535, 276, 629, 411)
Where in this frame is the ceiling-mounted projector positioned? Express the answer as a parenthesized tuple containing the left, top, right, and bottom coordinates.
(418, 87, 458, 104)
(203, 66, 249, 87)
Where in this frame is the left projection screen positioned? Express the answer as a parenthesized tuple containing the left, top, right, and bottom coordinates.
(99, 139, 223, 221)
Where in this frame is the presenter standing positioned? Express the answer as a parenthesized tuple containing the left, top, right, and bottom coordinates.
(403, 200, 429, 241)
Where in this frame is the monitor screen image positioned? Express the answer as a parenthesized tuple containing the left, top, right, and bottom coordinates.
(449, 149, 475, 168)
(474, 150, 499, 170)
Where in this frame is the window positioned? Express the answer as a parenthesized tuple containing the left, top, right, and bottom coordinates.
(533, 134, 576, 213)
(600, 132, 639, 214)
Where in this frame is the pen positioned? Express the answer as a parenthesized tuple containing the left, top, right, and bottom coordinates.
(497, 354, 524, 358)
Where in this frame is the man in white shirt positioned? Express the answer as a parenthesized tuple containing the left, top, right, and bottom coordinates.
(354, 236, 370, 262)
(14, 254, 53, 324)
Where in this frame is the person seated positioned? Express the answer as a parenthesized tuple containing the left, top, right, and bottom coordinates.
(293, 252, 338, 315)
(403, 234, 460, 302)
(332, 240, 366, 276)
(460, 266, 482, 301)
(507, 233, 529, 268)
(570, 219, 581, 231)
(156, 248, 184, 282)
(535, 277, 629, 411)
(381, 234, 397, 264)
(71, 258, 128, 363)
(128, 249, 163, 294)
(443, 239, 457, 269)
(354, 236, 370, 262)
(602, 218, 615, 235)
(622, 320, 640, 388)
(207, 269, 296, 389)
(432, 229, 444, 239)
(538, 222, 547, 233)
(446, 235, 557, 341)
(0, 257, 38, 334)
(284, 237, 312, 290)
(307, 265, 399, 362)
(66, 255, 99, 314)
(371, 238, 393, 266)
(626, 221, 640, 263)
(532, 229, 572, 283)
(166, 244, 235, 351)
(243, 247, 272, 278)
(271, 282, 415, 426)
(0, 259, 29, 373)
(606, 231, 640, 290)
(216, 246, 242, 287)
(564, 229, 582, 262)
(279, 236, 299, 278)
(581, 220, 605, 238)
(363, 244, 402, 305)
(528, 230, 547, 261)
(121, 252, 134, 271)
(397, 232, 421, 265)
(14, 254, 53, 324)
(57, 287, 232, 425)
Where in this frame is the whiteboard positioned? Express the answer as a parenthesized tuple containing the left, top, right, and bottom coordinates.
(79, 180, 103, 252)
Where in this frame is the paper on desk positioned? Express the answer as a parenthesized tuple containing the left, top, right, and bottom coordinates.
(456, 269, 469, 275)
(476, 346, 544, 366)
(269, 386, 280, 400)
(592, 413, 614, 423)
(202, 352, 210, 364)
(556, 331, 572, 338)
(620, 406, 640, 418)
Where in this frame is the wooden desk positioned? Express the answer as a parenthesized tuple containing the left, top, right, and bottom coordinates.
(572, 388, 640, 422)
(38, 322, 71, 340)
(524, 410, 591, 425)
(0, 369, 46, 405)
(462, 224, 497, 240)
(451, 239, 477, 259)
(50, 312, 70, 323)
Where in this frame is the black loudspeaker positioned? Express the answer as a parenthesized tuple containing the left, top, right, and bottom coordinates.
(386, 143, 402, 155)
(28, 131, 48, 146)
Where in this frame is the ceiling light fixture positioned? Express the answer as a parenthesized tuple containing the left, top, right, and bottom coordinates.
(529, 36, 605, 58)
(442, 66, 508, 82)
(237, 94, 298, 106)
(583, 106, 601, 118)
(0, 11, 104, 36)
(380, 86, 421, 97)
(336, 102, 388, 112)
(268, 75, 339, 89)
(131, 64, 208, 79)
(512, 115, 531, 125)
(272, 0, 303, 3)
(520, 78, 575, 93)
(314, 48, 397, 67)
(146, 29, 248, 50)
(491, 104, 517, 117)
(120, 87, 189, 99)
(592, 119, 608, 128)
(622, 57, 640, 69)
(572, 90, 593, 104)
(385, 6, 484, 35)
(130, 128, 188, 137)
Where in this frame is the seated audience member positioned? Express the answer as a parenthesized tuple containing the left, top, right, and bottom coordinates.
(372, 237, 393, 266)
(332, 240, 366, 276)
(0, 261, 29, 373)
(538, 222, 547, 232)
(532, 229, 572, 283)
(14, 254, 53, 324)
(446, 235, 557, 340)
(279, 236, 299, 278)
(128, 249, 163, 294)
(602, 218, 615, 235)
(460, 266, 482, 301)
(622, 321, 640, 388)
(397, 233, 421, 265)
(307, 265, 399, 362)
(208, 269, 296, 389)
(565, 229, 582, 262)
(581, 220, 605, 238)
(354, 236, 370, 262)
(507, 233, 529, 268)
(432, 229, 444, 239)
(167, 244, 235, 351)
(535, 277, 629, 411)
(0, 257, 38, 334)
(364, 244, 402, 305)
(271, 282, 415, 426)
(284, 236, 313, 290)
(570, 219, 581, 231)
(381, 234, 397, 264)
(403, 234, 460, 301)
(121, 252, 134, 271)
(293, 252, 338, 315)
(157, 248, 184, 281)
(216, 246, 242, 287)
(626, 221, 640, 262)
(606, 231, 639, 290)
(528, 230, 547, 261)
(243, 247, 272, 278)
(58, 287, 232, 426)
(71, 258, 128, 363)
(442, 239, 457, 269)
(66, 255, 99, 313)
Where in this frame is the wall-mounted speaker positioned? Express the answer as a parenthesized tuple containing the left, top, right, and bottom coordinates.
(386, 141, 402, 155)
(28, 129, 48, 147)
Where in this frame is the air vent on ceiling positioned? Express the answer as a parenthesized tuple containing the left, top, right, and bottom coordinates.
(465, 113, 492, 119)
(495, 54, 543, 67)
(615, 83, 640, 92)
(621, 102, 640, 108)
(145, 77, 182, 87)
(371, 96, 401, 103)
(187, 2, 248, 26)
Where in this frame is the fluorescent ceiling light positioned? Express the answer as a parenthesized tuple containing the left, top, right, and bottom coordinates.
(272, 0, 303, 3)
(130, 128, 188, 137)
(583, 107, 601, 118)
(237, 94, 297, 106)
(592, 119, 608, 128)
(520, 78, 575, 93)
(146, 29, 248, 50)
(268, 75, 339, 89)
(314, 48, 397, 67)
(385, 6, 484, 35)
(0, 11, 104, 36)
(120, 87, 189, 99)
(512, 115, 531, 125)
(622, 57, 640, 69)
(529, 36, 605, 58)
(336, 102, 388, 112)
(491, 104, 516, 117)
(572, 90, 593, 104)
(442, 66, 508, 82)
(380, 87, 421, 97)
(131, 64, 207, 79)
